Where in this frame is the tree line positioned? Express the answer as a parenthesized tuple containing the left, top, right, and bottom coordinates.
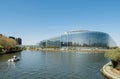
(0, 35, 17, 52)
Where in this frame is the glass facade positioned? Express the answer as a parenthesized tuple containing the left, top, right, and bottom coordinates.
(39, 31, 116, 48)
(39, 37, 61, 48)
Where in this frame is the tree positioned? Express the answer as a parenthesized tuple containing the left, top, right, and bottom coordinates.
(0, 35, 17, 49)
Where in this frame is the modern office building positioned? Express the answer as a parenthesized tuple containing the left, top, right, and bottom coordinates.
(39, 30, 116, 48)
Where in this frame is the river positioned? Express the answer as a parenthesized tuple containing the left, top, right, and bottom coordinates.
(0, 50, 109, 79)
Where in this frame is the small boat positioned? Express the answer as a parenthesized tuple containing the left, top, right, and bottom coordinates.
(8, 55, 20, 62)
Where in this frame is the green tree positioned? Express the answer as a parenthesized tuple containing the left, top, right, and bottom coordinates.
(0, 35, 17, 49)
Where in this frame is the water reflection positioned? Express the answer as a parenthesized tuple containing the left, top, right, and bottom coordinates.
(7, 62, 16, 69)
(0, 51, 108, 79)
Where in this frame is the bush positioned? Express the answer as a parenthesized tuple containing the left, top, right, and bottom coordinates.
(105, 49, 120, 61)
(105, 49, 120, 69)
(0, 35, 17, 49)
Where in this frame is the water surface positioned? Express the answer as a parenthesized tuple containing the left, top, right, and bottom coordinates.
(0, 51, 109, 79)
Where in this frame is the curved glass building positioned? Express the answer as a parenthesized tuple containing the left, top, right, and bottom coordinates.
(39, 30, 116, 48)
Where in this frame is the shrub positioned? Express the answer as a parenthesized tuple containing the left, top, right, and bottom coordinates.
(105, 49, 120, 61)
(105, 49, 120, 68)
(0, 35, 17, 49)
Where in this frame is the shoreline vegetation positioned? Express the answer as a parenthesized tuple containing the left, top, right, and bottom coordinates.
(0, 34, 24, 54)
(27, 46, 118, 53)
(37, 48, 109, 53)
(0, 47, 22, 54)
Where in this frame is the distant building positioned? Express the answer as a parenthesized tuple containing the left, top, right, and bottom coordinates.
(0, 34, 2, 36)
(9, 36, 22, 45)
(39, 30, 116, 48)
(16, 38, 22, 45)
(9, 36, 15, 40)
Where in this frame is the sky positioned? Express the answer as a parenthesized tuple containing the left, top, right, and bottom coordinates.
(0, 0, 120, 46)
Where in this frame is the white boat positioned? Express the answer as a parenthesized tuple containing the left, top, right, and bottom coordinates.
(8, 55, 20, 62)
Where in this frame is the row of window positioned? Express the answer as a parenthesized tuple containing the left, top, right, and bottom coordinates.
(39, 31, 116, 48)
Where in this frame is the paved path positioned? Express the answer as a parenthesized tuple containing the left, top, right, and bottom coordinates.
(102, 62, 120, 79)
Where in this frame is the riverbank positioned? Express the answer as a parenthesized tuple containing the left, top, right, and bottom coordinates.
(0, 50, 22, 54)
(28, 47, 110, 53)
(101, 62, 120, 79)
(0, 47, 22, 54)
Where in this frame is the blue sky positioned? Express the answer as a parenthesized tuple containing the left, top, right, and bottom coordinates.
(0, 0, 120, 46)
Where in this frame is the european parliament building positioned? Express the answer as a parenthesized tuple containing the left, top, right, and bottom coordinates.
(39, 30, 116, 49)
